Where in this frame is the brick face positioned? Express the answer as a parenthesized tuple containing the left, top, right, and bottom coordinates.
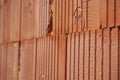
(7, 43, 19, 80)
(0, 6, 4, 44)
(20, 39, 36, 80)
(0, 0, 120, 80)
(116, 0, 120, 26)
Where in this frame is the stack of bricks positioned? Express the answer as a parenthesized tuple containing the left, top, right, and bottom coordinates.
(0, 0, 120, 80)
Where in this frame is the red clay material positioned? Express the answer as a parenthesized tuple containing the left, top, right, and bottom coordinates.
(58, 35, 66, 80)
(4, 1, 11, 43)
(0, 0, 120, 80)
(20, 39, 36, 80)
(10, 0, 20, 42)
(103, 29, 110, 80)
(0, 0, 4, 7)
(111, 28, 119, 80)
(108, 0, 115, 27)
(7, 42, 19, 80)
(100, 0, 107, 28)
(0, 6, 4, 44)
(21, 0, 35, 40)
(0, 44, 7, 80)
(116, 0, 120, 26)
(88, 0, 100, 30)
(96, 30, 102, 80)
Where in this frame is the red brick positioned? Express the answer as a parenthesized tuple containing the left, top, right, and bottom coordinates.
(88, 0, 100, 30)
(20, 39, 36, 80)
(82, 0, 87, 30)
(100, 0, 107, 28)
(35, 39, 40, 80)
(52, 0, 56, 35)
(68, 0, 73, 33)
(79, 32, 84, 80)
(4, 1, 11, 43)
(0, 0, 4, 7)
(33, 0, 39, 38)
(58, 0, 62, 34)
(73, 0, 78, 32)
(0, 45, 3, 79)
(70, 33, 75, 80)
(39, 0, 42, 37)
(61, 0, 65, 34)
(103, 29, 110, 80)
(108, 0, 115, 27)
(84, 31, 89, 80)
(111, 28, 118, 80)
(74, 33, 79, 80)
(96, 30, 103, 80)
(77, 0, 82, 32)
(89, 31, 96, 80)
(37, 37, 56, 80)
(46, 37, 50, 80)
(51, 37, 55, 80)
(0, 6, 4, 44)
(58, 35, 66, 80)
(65, 0, 69, 34)
(44, 37, 47, 80)
(42, 37, 45, 80)
(0, 44, 7, 80)
(4, 0, 20, 43)
(48, 37, 52, 80)
(54, 36, 59, 80)
(119, 28, 120, 80)
(55, 0, 59, 35)
(21, 0, 35, 40)
(36, 38, 42, 80)
(10, 0, 20, 42)
(41, 0, 44, 36)
(116, 0, 120, 26)
(7, 42, 19, 80)
(66, 34, 71, 80)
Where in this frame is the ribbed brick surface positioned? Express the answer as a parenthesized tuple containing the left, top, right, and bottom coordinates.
(0, 0, 120, 80)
